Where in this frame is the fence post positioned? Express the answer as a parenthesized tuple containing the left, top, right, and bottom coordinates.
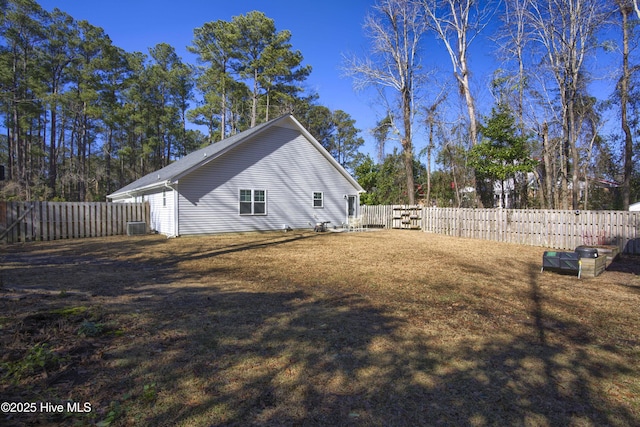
(358, 205, 640, 255)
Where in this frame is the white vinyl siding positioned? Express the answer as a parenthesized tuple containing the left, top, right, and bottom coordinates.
(111, 187, 176, 236)
(144, 187, 175, 236)
(177, 125, 359, 234)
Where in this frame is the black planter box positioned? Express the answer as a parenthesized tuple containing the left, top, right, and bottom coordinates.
(542, 251, 580, 273)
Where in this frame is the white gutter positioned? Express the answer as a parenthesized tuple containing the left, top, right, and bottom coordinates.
(165, 181, 179, 238)
(108, 180, 169, 200)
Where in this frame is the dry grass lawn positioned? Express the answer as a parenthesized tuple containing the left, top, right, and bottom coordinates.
(1, 230, 639, 426)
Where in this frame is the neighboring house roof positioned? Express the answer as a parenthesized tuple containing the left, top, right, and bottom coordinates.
(108, 114, 363, 199)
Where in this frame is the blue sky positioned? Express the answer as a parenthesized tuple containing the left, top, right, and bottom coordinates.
(36, 1, 620, 163)
(37, 0, 509, 161)
(37, 0, 392, 157)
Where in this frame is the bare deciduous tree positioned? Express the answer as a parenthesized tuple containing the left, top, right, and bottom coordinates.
(419, 0, 496, 147)
(423, 88, 447, 206)
(344, 0, 428, 205)
(496, 0, 532, 131)
(616, 0, 636, 210)
(419, 0, 497, 207)
(525, 0, 609, 209)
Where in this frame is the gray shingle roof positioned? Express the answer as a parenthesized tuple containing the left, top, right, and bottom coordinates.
(108, 115, 287, 198)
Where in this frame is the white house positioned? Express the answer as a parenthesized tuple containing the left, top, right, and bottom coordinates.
(630, 202, 640, 212)
(107, 114, 364, 236)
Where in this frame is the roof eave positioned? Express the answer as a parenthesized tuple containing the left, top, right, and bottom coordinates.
(107, 180, 170, 199)
(108, 114, 364, 198)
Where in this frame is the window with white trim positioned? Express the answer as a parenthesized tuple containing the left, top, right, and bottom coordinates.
(239, 189, 267, 215)
(313, 192, 323, 208)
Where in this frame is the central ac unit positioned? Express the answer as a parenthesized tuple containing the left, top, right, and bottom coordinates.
(126, 221, 147, 236)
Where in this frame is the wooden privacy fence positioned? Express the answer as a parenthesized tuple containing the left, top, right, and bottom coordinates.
(361, 205, 640, 255)
(360, 205, 395, 229)
(0, 201, 150, 244)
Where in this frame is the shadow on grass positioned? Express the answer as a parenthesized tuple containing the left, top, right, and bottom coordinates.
(0, 234, 638, 426)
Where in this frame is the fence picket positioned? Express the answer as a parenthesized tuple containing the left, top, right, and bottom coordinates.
(361, 205, 640, 255)
(0, 202, 149, 244)
(72, 203, 79, 238)
(9, 203, 17, 242)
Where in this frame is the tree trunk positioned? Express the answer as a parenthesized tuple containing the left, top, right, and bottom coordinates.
(402, 87, 415, 205)
(560, 92, 570, 210)
(542, 123, 554, 209)
(106, 127, 113, 195)
(12, 97, 19, 184)
(569, 96, 580, 210)
(251, 68, 258, 127)
(452, 159, 461, 208)
(165, 127, 171, 167)
(49, 97, 57, 197)
(619, 2, 633, 210)
(11, 49, 20, 185)
(78, 103, 87, 202)
(265, 89, 270, 122)
(533, 169, 546, 207)
(220, 77, 227, 140)
(456, 65, 478, 146)
(426, 121, 434, 206)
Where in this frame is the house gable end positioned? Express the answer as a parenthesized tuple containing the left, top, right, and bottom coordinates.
(177, 123, 362, 234)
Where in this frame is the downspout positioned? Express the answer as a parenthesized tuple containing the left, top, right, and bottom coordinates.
(165, 181, 179, 238)
(344, 194, 349, 225)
